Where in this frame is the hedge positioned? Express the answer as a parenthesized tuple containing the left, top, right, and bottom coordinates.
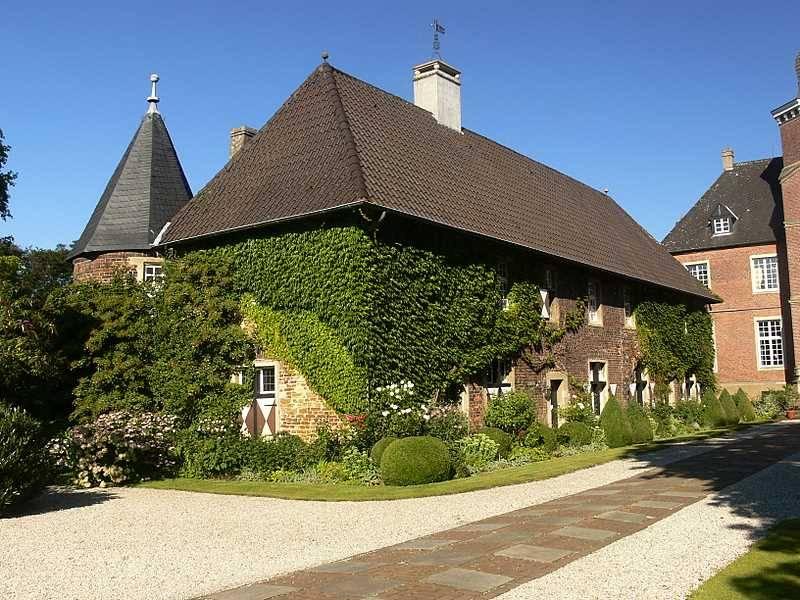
(557, 421, 593, 447)
(701, 391, 727, 428)
(477, 427, 513, 457)
(524, 422, 557, 453)
(600, 396, 633, 448)
(370, 436, 398, 465)
(626, 402, 654, 443)
(718, 390, 740, 426)
(734, 388, 756, 422)
(1, 404, 48, 514)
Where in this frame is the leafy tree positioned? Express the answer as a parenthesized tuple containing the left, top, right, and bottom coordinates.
(0, 129, 17, 221)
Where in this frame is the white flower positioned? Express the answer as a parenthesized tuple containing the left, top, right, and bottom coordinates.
(381, 410, 389, 417)
(423, 414, 430, 421)
(577, 402, 584, 409)
(390, 404, 398, 410)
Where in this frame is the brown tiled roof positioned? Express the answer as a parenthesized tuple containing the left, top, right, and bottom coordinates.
(163, 63, 715, 302)
(662, 158, 784, 254)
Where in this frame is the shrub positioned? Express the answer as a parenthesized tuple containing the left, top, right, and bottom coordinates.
(339, 447, 381, 485)
(674, 399, 703, 427)
(718, 390, 740, 426)
(626, 402, 654, 443)
(484, 390, 536, 434)
(556, 421, 593, 447)
(454, 433, 499, 476)
(650, 400, 675, 437)
(1, 404, 48, 513)
(426, 407, 469, 442)
(370, 436, 398, 465)
(599, 396, 633, 448)
(558, 382, 597, 426)
(476, 427, 513, 457)
(380, 436, 451, 486)
(243, 433, 316, 477)
(756, 389, 788, 420)
(734, 388, 756, 422)
(523, 422, 557, 453)
(701, 391, 727, 428)
(64, 411, 179, 487)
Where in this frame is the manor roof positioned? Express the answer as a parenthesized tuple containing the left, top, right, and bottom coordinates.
(662, 158, 784, 254)
(161, 63, 714, 302)
(69, 111, 192, 259)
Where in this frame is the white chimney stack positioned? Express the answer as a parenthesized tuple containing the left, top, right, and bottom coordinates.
(721, 147, 735, 171)
(413, 59, 462, 132)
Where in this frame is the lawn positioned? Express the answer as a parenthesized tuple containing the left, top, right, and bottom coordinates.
(690, 519, 800, 600)
(141, 424, 756, 501)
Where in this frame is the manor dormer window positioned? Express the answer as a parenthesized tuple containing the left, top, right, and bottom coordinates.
(712, 216, 732, 235)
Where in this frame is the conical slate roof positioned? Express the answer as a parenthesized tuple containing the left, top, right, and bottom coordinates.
(162, 63, 714, 302)
(69, 111, 192, 259)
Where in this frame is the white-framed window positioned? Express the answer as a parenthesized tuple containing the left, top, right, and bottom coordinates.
(143, 263, 164, 283)
(712, 217, 732, 235)
(256, 365, 277, 399)
(587, 280, 602, 325)
(588, 361, 608, 414)
(684, 261, 710, 288)
(497, 261, 509, 310)
(755, 318, 784, 369)
(623, 286, 635, 328)
(486, 358, 512, 397)
(751, 255, 779, 292)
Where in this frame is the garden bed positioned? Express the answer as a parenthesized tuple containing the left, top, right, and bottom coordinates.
(140, 423, 758, 501)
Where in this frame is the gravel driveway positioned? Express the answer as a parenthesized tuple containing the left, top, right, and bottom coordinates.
(0, 424, 787, 600)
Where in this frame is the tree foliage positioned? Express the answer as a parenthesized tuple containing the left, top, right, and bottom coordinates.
(0, 129, 17, 221)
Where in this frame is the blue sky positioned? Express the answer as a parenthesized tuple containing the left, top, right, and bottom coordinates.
(1, 1, 797, 249)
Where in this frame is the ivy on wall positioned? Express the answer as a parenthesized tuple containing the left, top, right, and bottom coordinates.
(634, 300, 715, 390)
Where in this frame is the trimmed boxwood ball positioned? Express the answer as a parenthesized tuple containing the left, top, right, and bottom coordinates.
(477, 427, 513, 457)
(524, 422, 557, 453)
(718, 390, 740, 426)
(600, 396, 633, 448)
(380, 436, 452, 486)
(557, 421, 593, 447)
(626, 402, 654, 443)
(734, 388, 756, 422)
(370, 436, 398, 465)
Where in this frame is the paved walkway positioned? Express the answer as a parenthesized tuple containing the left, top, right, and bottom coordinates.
(200, 424, 800, 600)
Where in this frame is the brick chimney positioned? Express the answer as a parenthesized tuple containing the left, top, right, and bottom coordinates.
(772, 52, 800, 384)
(230, 126, 257, 159)
(721, 147, 735, 171)
(413, 59, 462, 132)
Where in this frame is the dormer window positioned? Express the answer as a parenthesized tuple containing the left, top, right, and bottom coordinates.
(712, 216, 731, 235)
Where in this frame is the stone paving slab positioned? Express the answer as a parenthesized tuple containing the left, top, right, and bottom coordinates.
(195, 425, 800, 600)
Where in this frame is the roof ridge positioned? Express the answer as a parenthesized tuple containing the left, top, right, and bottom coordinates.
(324, 65, 368, 198)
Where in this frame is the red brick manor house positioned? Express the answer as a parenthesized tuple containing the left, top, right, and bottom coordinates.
(664, 54, 800, 397)
(70, 56, 713, 438)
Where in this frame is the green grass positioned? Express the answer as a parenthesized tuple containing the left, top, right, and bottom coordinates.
(690, 519, 800, 600)
(140, 423, 757, 502)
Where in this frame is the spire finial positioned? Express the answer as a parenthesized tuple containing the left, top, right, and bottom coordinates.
(432, 19, 445, 59)
(147, 73, 160, 114)
(321, 50, 329, 63)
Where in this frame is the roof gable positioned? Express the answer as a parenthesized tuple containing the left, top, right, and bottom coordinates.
(663, 158, 783, 253)
(69, 112, 191, 258)
(163, 63, 714, 302)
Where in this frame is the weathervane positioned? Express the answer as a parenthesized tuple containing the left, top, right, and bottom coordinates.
(432, 18, 445, 59)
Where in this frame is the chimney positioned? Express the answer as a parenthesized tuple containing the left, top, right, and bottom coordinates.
(229, 126, 257, 159)
(413, 59, 462, 131)
(771, 52, 800, 386)
(721, 147, 735, 171)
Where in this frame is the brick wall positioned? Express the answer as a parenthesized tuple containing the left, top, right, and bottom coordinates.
(674, 244, 790, 396)
(72, 251, 151, 283)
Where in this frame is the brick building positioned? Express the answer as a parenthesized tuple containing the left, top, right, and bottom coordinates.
(153, 57, 713, 438)
(663, 54, 800, 397)
(68, 75, 191, 282)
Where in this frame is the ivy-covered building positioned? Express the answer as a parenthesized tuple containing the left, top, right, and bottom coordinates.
(149, 57, 714, 439)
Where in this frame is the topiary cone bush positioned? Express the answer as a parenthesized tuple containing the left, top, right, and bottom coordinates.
(476, 427, 513, 457)
(734, 388, 756, 422)
(599, 395, 633, 448)
(556, 421, 593, 447)
(523, 421, 557, 453)
(370, 436, 398, 465)
(701, 390, 727, 428)
(718, 389, 740, 426)
(380, 436, 452, 486)
(626, 402, 654, 443)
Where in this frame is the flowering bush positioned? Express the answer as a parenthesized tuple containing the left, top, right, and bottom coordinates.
(455, 433, 499, 476)
(484, 390, 536, 434)
(370, 381, 430, 438)
(426, 406, 469, 442)
(558, 383, 597, 426)
(59, 411, 179, 487)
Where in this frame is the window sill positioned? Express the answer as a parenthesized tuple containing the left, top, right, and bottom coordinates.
(752, 289, 780, 294)
(757, 365, 785, 371)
